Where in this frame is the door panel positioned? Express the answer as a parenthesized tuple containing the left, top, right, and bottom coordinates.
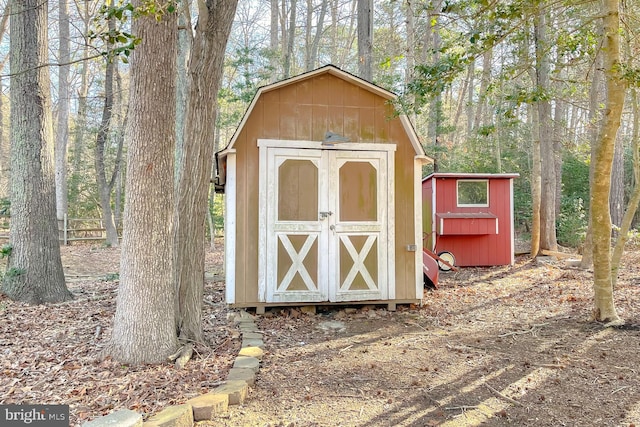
(261, 145, 391, 303)
(265, 149, 328, 303)
(330, 151, 388, 301)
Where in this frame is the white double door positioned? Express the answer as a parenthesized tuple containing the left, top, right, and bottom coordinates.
(258, 141, 395, 303)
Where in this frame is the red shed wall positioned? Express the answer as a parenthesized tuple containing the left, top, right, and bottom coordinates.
(429, 177, 513, 266)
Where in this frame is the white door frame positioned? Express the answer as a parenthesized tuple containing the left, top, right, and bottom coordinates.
(258, 139, 396, 303)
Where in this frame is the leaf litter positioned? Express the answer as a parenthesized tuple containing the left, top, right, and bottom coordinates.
(1, 242, 639, 426)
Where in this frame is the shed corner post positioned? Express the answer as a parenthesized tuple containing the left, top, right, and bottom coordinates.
(224, 151, 237, 304)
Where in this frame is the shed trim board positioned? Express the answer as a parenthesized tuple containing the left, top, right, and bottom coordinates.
(257, 139, 396, 304)
(224, 150, 237, 303)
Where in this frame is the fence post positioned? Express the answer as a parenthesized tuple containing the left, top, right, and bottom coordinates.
(64, 213, 68, 246)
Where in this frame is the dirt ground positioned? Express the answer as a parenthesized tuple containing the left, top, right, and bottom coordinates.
(1, 241, 639, 427)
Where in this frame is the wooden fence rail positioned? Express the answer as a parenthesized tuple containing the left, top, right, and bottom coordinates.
(0, 215, 121, 245)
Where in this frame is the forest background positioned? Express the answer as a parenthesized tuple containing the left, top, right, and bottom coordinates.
(0, 0, 638, 359)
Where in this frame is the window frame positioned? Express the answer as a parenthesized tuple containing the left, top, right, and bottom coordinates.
(456, 179, 489, 207)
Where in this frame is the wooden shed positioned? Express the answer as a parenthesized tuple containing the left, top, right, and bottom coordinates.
(215, 65, 432, 312)
(422, 173, 519, 267)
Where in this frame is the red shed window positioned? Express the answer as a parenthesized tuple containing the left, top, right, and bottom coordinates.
(457, 179, 489, 207)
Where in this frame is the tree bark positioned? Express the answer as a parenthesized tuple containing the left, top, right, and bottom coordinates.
(0, 11, 8, 199)
(94, 18, 121, 248)
(283, 0, 297, 78)
(55, 0, 70, 235)
(357, 0, 373, 81)
(580, 38, 605, 269)
(109, 7, 179, 364)
(590, 0, 624, 323)
(174, 0, 238, 344)
(69, 0, 90, 209)
(4, 0, 72, 304)
(534, 6, 557, 252)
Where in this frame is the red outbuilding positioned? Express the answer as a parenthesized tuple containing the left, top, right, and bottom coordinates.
(422, 173, 519, 268)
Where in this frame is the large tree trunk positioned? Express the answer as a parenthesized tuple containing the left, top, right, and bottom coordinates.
(4, 0, 73, 304)
(55, 0, 70, 236)
(174, 0, 238, 344)
(109, 7, 179, 364)
(357, 0, 373, 81)
(590, 0, 624, 323)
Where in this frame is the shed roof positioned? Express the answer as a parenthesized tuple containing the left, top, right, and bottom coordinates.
(218, 64, 432, 162)
(423, 172, 520, 182)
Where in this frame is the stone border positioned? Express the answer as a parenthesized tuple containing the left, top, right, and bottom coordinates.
(82, 310, 263, 427)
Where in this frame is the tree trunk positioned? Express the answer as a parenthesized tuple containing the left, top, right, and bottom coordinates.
(609, 134, 624, 229)
(69, 0, 90, 209)
(590, 0, 624, 323)
(4, 0, 72, 304)
(175, 0, 192, 178)
(306, 0, 327, 71)
(0, 12, 8, 198)
(94, 18, 120, 248)
(109, 8, 179, 364)
(534, 6, 557, 252)
(610, 0, 639, 289)
(270, 0, 279, 73)
(357, 0, 373, 81)
(55, 0, 70, 236)
(283, 0, 297, 78)
(530, 103, 542, 257)
(174, 0, 238, 344)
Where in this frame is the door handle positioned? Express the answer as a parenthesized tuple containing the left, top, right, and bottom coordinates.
(319, 211, 333, 219)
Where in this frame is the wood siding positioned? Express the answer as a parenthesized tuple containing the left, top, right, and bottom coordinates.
(232, 72, 419, 304)
(426, 176, 515, 267)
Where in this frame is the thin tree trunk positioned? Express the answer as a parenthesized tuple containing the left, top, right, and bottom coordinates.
(4, 0, 72, 304)
(609, 134, 624, 229)
(95, 18, 120, 247)
(69, 0, 90, 209)
(535, 6, 557, 251)
(270, 0, 279, 73)
(530, 103, 542, 258)
(590, 0, 624, 323)
(307, 0, 327, 71)
(357, 0, 373, 81)
(55, 0, 70, 235)
(283, 0, 297, 78)
(174, 0, 238, 345)
(580, 38, 605, 269)
(610, 2, 639, 289)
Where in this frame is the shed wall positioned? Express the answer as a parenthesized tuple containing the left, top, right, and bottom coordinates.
(232, 73, 419, 305)
(430, 177, 514, 266)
